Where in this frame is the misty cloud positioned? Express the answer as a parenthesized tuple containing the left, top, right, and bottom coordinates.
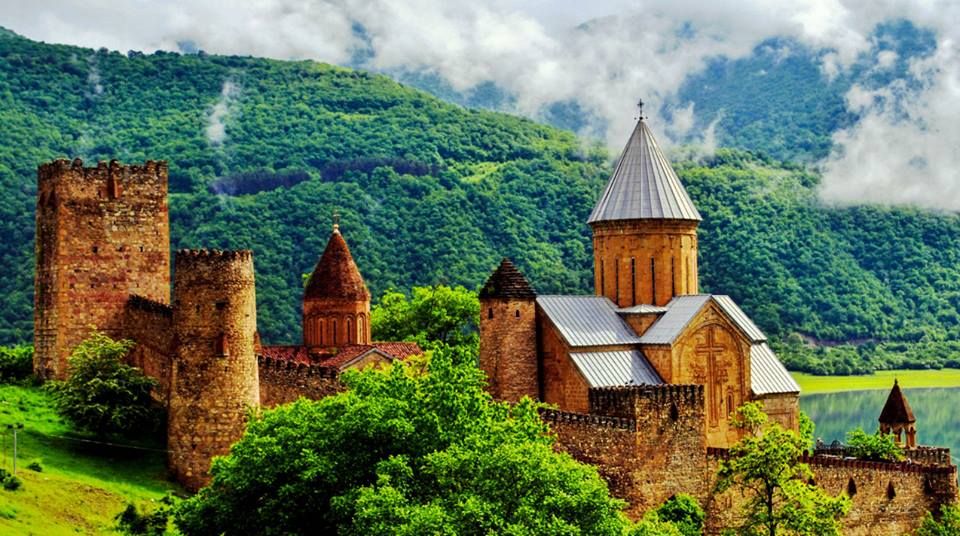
(206, 80, 239, 145)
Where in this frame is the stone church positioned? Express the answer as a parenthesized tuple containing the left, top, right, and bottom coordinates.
(480, 115, 799, 448)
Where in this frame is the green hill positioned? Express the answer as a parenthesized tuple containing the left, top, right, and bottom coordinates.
(1, 31, 960, 373)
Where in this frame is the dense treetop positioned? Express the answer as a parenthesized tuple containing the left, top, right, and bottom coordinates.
(2, 29, 960, 373)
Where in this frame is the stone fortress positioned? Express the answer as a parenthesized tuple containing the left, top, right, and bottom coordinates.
(32, 115, 956, 533)
(33, 158, 417, 490)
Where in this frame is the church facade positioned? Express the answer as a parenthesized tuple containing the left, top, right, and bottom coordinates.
(479, 116, 799, 449)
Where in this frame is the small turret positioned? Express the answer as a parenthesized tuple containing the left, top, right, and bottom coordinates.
(879, 379, 917, 448)
(478, 258, 538, 402)
(303, 218, 371, 349)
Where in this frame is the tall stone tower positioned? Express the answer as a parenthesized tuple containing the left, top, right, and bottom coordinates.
(879, 379, 917, 448)
(478, 259, 538, 402)
(167, 249, 259, 491)
(588, 117, 701, 307)
(34, 159, 170, 380)
(302, 221, 371, 349)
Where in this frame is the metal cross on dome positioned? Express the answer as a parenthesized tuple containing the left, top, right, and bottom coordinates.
(636, 99, 645, 121)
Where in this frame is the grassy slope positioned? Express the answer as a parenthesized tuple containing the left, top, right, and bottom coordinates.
(792, 369, 960, 395)
(0, 384, 178, 534)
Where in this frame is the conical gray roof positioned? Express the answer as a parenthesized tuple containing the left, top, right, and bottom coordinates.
(588, 119, 701, 223)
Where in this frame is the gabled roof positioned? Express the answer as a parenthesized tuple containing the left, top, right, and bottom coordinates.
(479, 258, 536, 299)
(537, 295, 642, 348)
(588, 118, 701, 224)
(750, 343, 800, 395)
(879, 380, 916, 424)
(639, 295, 767, 345)
(570, 349, 663, 388)
(258, 342, 421, 370)
(304, 227, 370, 302)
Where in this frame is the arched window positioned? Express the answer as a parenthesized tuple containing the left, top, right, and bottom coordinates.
(333, 320, 338, 345)
(347, 317, 354, 344)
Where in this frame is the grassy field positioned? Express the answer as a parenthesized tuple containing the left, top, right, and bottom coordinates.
(792, 368, 960, 395)
(0, 383, 180, 535)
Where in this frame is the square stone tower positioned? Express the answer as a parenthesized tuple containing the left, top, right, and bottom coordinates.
(34, 159, 170, 380)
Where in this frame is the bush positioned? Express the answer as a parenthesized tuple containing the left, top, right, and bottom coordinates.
(26, 460, 42, 472)
(2, 474, 22, 491)
(846, 427, 904, 462)
(917, 504, 960, 536)
(0, 344, 33, 382)
(115, 501, 171, 536)
(655, 494, 705, 536)
(46, 331, 160, 437)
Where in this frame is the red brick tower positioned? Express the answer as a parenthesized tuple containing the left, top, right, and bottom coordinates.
(588, 117, 701, 307)
(34, 159, 170, 380)
(167, 249, 259, 491)
(302, 220, 371, 350)
(478, 258, 538, 402)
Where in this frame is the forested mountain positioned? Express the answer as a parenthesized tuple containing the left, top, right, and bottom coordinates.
(1, 29, 959, 373)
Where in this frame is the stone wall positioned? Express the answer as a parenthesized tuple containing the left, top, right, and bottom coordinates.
(537, 317, 594, 413)
(124, 295, 174, 404)
(34, 159, 170, 380)
(479, 297, 538, 402)
(258, 356, 343, 407)
(590, 219, 699, 307)
(167, 249, 259, 492)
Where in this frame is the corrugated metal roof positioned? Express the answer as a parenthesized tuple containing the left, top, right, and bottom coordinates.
(571, 350, 664, 388)
(638, 295, 711, 344)
(713, 295, 766, 343)
(537, 295, 642, 347)
(588, 119, 702, 224)
(750, 343, 800, 395)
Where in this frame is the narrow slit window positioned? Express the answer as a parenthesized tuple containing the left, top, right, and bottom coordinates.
(630, 257, 636, 305)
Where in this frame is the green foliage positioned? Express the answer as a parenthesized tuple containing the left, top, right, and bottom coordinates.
(798, 411, 815, 451)
(717, 403, 850, 536)
(175, 346, 631, 535)
(2, 474, 22, 491)
(629, 512, 684, 536)
(845, 427, 905, 462)
(371, 285, 480, 351)
(917, 504, 960, 536)
(46, 331, 159, 437)
(0, 344, 32, 382)
(115, 498, 175, 536)
(25, 460, 41, 472)
(655, 494, 705, 536)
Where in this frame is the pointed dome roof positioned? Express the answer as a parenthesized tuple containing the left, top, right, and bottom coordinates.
(479, 258, 536, 299)
(304, 226, 370, 302)
(879, 380, 916, 424)
(588, 118, 701, 224)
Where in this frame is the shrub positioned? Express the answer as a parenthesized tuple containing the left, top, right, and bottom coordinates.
(846, 427, 904, 462)
(0, 344, 33, 382)
(917, 504, 960, 536)
(26, 460, 42, 472)
(46, 331, 160, 437)
(656, 494, 705, 536)
(2, 474, 22, 491)
(115, 502, 170, 536)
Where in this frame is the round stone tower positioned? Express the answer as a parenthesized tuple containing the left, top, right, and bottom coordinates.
(168, 249, 259, 491)
(302, 220, 371, 350)
(478, 258, 538, 402)
(588, 117, 701, 308)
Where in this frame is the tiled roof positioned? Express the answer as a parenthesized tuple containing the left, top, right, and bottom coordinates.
(479, 258, 536, 299)
(879, 380, 916, 424)
(588, 118, 701, 224)
(537, 295, 642, 348)
(750, 343, 800, 395)
(570, 349, 663, 388)
(259, 342, 421, 370)
(258, 345, 314, 365)
(304, 228, 370, 302)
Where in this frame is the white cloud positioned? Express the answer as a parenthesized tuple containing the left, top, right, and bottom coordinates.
(206, 80, 239, 145)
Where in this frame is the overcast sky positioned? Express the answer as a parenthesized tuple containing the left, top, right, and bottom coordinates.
(3, 1, 959, 209)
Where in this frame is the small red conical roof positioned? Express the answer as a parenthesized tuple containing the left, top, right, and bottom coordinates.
(304, 226, 370, 302)
(479, 258, 536, 299)
(879, 379, 916, 424)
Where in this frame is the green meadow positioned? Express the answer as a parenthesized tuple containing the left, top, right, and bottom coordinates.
(792, 368, 960, 395)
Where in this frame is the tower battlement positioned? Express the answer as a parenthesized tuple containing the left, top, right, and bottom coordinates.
(589, 384, 704, 419)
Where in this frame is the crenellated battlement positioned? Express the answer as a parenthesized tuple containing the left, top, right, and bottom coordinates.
(257, 355, 340, 379)
(708, 447, 957, 475)
(176, 248, 253, 260)
(126, 294, 172, 318)
(539, 408, 637, 431)
(38, 158, 167, 182)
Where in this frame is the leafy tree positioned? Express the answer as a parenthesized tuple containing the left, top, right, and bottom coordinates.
(655, 494, 705, 536)
(798, 411, 815, 451)
(371, 285, 480, 350)
(845, 427, 905, 462)
(0, 344, 32, 382)
(46, 331, 159, 437)
(629, 513, 684, 536)
(917, 504, 960, 536)
(174, 345, 631, 535)
(716, 402, 850, 536)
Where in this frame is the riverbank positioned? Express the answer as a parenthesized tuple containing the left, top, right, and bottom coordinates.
(792, 368, 960, 395)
